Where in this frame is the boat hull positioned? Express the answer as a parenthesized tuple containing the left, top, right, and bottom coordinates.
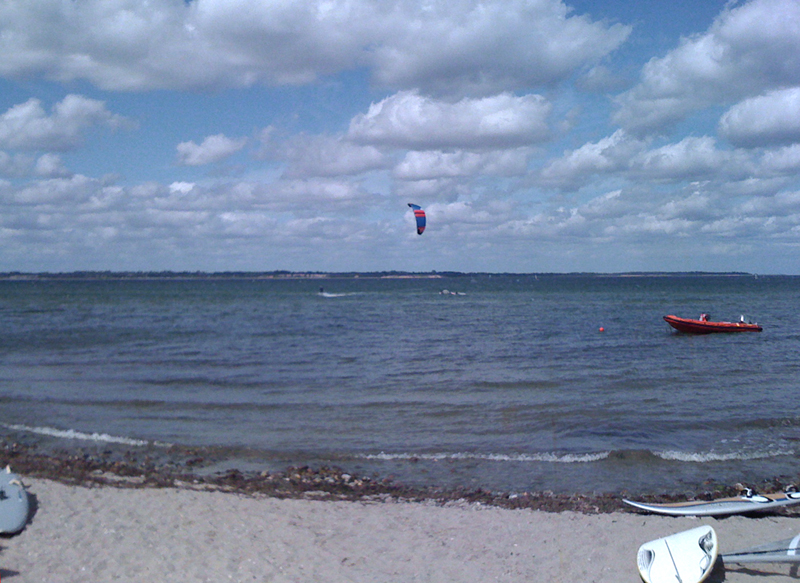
(664, 315, 762, 334)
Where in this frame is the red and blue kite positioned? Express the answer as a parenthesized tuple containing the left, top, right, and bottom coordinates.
(408, 203, 426, 235)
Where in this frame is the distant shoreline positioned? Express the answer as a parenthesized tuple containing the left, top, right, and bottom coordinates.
(0, 270, 767, 281)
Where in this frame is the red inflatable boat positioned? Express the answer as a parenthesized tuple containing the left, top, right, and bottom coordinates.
(664, 314, 762, 334)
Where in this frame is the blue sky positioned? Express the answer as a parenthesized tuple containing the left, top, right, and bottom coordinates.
(1, 0, 800, 273)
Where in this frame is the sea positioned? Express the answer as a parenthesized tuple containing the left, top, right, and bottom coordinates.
(1, 273, 799, 496)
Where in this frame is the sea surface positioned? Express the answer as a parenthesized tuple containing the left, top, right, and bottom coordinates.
(1, 274, 799, 495)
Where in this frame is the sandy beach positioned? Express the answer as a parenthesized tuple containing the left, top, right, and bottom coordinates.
(0, 478, 798, 583)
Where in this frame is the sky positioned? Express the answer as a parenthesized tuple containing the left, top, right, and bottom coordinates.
(1, 0, 800, 274)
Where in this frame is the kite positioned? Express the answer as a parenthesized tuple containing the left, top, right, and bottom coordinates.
(408, 203, 426, 235)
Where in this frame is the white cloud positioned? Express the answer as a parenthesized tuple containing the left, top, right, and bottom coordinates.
(538, 130, 797, 190)
(176, 134, 247, 166)
(33, 153, 71, 178)
(540, 130, 646, 190)
(0, 152, 34, 177)
(719, 87, 800, 148)
(393, 177, 461, 200)
(368, 0, 630, 96)
(169, 181, 195, 194)
(0, 173, 374, 257)
(657, 192, 714, 222)
(0, 94, 128, 151)
(269, 178, 371, 208)
(0, 0, 629, 95)
(393, 149, 530, 181)
(631, 136, 746, 181)
(739, 189, 800, 217)
(6, 174, 96, 205)
(614, 0, 800, 134)
(759, 144, 800, 175)
(566, 190, 627, 222)
(4, 165, 800, 272)
(634, 137, 722, 178)
(348, 91, 551, 150)
(276, 134, 387, 178)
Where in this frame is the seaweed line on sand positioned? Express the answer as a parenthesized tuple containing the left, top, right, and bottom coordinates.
(2, 438, 798, 515)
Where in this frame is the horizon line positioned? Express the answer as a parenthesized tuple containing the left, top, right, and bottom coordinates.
(0, 270, 776, 279)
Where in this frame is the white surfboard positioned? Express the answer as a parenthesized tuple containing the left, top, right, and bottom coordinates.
(0, 465, 30, 534)
(624, 489, 800, 517)
(637, 525, 718, 583)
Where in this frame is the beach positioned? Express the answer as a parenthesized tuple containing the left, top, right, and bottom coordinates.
(2, 477, 800, 583)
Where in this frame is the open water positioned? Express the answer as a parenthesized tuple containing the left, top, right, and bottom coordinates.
(1, 274, 799, 495)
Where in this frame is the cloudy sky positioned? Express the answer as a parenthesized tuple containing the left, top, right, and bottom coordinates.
(2, 0, 800, 273)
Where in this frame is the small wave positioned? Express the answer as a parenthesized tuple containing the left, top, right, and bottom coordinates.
(1, 423, 149, 446)
(655, 448, 794, 463)
(357, 451, 610, 463)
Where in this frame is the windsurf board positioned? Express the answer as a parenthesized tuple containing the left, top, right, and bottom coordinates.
(637, 525, 718, 583)
(0, 465, 30, 534)
(624, 488, 800, 517)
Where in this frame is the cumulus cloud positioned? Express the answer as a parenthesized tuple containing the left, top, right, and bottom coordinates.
(169, 181, 195, 194)
(268, 178, 372, 209)
(575, 190, 626, 220)
(394, 149, 530, 181)
(348, 91, 551, 150)
(738, 189, 800, 218)
(632, 137, 734, 180)
(6, 174, 97, 205)
(176, 134, 247, 166)
(613, 0, 800, 134)
(368, 0, 630, 96)
(33, 153, 71, 178)
(542, 129, 799, 191)
(276, 134, 387, 178)
(657, 192, 715, 222)
(0, 152, 34, 177)
(3, 162, 800, 272)
(719, 88, 800, 148)
(0, 94, 128, 151)
(0, 173, 371, 246)
(511, 187, 737, 245)
(759, 144, 800, 175)
(0, 0, 629, 96)
(539, 130, 647, 190)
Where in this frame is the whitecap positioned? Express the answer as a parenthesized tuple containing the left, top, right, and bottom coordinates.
(357, 451, 609, 463)
(655, 448, 794, 463)
(1, 423, 149, 446)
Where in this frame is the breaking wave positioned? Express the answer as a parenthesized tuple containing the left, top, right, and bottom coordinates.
(1, 423, 150, 447)
(357, 451, 610, 463)
(358, 447, 794, 465)
(655, 448, 795, 463)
